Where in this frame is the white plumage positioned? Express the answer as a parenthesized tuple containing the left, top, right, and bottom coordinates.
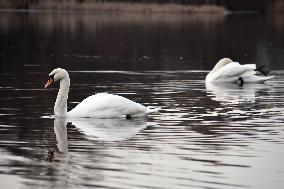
(67, 93, 150, 118)
(206, 58, 274, 83)
(44, 68, 155, 118)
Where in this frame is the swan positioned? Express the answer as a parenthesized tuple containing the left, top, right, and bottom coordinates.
(205, 58, 274, 84)
(44, 68, 155, 118)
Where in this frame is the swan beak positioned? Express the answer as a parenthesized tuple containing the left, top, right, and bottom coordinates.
(44, 78, 54, 88)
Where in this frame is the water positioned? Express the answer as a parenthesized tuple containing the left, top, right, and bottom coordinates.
(1, 11, 284, 189)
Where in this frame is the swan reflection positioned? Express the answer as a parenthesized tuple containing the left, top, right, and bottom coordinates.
(69, 118, 148, 141)
(54, 118, 68, 153)
(54, 117, 148, 146)
(206, 82, 271, 104)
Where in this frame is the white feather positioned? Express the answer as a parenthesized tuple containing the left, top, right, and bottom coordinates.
(46, 68, 156, 118)
(206, 58, 274, 83)
(67, 93, 149, 118)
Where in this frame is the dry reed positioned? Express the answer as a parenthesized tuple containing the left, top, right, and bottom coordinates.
(0, 0, 227, 14)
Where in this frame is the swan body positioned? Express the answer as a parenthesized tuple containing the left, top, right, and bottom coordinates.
(67, 93, 149, 118)
(45, 68, 154, 118)
(205, 58, 274, 83)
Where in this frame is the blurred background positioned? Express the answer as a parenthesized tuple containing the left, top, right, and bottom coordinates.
(1, 0, 284, 73)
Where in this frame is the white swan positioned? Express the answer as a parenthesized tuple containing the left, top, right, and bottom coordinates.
(205, 58, 274, 83)
(44, 68, 155, 118)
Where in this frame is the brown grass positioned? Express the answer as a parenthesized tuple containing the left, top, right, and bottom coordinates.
(0, 0, 227, 14)
(270, 0, 284, 13)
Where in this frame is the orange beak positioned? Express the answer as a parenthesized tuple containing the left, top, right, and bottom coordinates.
(44, 78, 54, 88)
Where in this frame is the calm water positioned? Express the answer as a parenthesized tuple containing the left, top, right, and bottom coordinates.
(1, 11, 284, 189)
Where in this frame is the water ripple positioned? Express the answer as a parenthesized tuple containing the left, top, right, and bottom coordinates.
(1, 70, 284, 189)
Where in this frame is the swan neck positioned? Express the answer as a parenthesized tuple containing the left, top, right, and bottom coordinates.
(54, 76, 70, 117)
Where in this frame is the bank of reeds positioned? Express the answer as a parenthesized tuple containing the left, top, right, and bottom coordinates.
(0, 0, 227, 14)
(270, 0, 284, 13)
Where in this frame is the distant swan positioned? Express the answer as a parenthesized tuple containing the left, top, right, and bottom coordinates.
(205, 58, 274, 84)
(44, 68, 155, 118)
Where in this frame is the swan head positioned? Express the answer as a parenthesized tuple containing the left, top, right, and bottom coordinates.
(211, 58, 233, 74)
(44, 68, 69, 88)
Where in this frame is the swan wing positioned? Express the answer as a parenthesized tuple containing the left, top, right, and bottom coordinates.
(210, 62, 256, 82)
(243, 75, 275, 83)
(68, 93, 148, 118)
(219, 62, 274, 82)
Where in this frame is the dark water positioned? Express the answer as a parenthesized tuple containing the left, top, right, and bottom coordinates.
(1, 11, 284, 189)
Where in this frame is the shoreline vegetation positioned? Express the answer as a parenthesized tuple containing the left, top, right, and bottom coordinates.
(0, 0, 283, 14)
(0, 1, 227, 14)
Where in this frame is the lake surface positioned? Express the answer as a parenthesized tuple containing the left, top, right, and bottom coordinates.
(1, 11, 284, 189)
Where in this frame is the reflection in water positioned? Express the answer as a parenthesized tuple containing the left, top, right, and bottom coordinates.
(0, 11, 227, 72)
(54, 118, 68, 153)
(53, 117, 148, 160)
(40, 117, 150, 189)
(1, 11, 284, 73)
(1, 70, 284, 189)
(206, 82, 272, 104)
(69, 117, 148, 141)
(54, 117, 148, 144)
(203, 79, 284, 138)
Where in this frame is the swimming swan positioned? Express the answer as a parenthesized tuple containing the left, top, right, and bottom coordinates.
(44, 68, 155, 118)
(205, 58, 274, 83)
